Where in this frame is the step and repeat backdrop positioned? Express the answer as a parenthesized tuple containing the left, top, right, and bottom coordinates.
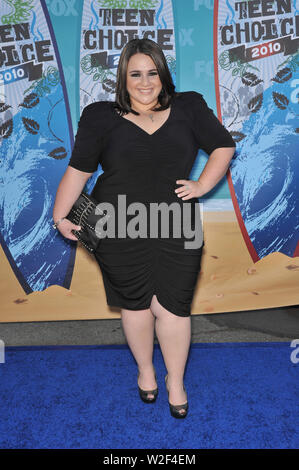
(0, 0, 298, 321)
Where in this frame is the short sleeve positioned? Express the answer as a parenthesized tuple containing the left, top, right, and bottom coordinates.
(189, 92, 236, 155)
(68, 102, 107, 173)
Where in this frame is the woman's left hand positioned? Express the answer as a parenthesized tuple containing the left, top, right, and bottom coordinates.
(175, 179, 206, 200)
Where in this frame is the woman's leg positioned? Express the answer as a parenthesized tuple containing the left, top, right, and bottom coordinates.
(150, 295, 190, 414)
(121, 307, 157, 398)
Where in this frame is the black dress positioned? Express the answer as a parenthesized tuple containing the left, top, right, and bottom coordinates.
(68, 91, 236, 316)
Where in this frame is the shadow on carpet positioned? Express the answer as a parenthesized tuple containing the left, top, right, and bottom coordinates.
(0, 342, 298, 449)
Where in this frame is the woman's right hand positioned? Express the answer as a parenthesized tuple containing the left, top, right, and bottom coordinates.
(56, 219, 82, 241)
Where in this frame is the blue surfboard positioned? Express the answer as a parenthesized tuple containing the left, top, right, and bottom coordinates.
(214, 0, 299, 261)
(0, 0, 75, 293)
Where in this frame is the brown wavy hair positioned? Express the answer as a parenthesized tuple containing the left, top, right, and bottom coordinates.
(114, 38, 176, 116)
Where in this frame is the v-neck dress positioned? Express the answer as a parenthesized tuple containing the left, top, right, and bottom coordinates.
(68, 91, 236, 316)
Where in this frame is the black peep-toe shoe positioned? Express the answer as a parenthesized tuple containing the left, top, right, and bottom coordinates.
(165, 374, 189, 419)
(137, 369, 158, 403)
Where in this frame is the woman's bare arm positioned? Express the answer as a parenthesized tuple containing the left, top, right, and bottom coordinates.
(53, 166, 93, 221)
(195, 146, 235, 195)
(52, 166, 93, 240)
(175, 147, 236, 200)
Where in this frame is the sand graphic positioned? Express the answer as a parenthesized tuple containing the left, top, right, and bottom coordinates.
(1, 210, 298, 322)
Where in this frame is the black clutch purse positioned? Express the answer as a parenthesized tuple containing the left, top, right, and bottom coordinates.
(65, 191, 107, 253)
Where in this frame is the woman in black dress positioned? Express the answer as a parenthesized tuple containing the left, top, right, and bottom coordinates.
(53, 38, 236, 419)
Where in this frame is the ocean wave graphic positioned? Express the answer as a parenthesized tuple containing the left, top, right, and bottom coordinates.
(156, 0, 167, 30)
(31, 9, 44, 41)
(230, 82, 298, 258)
(89, 0, 99, 30)
(225, 0, 235, 26)
(0, 85, 75, 292)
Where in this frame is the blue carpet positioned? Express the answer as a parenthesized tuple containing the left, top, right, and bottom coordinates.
(0, 342, 298, 449)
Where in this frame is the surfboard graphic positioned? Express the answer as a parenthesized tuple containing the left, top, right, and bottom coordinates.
(214, 0, 299, 261)
(0, 0, 75, 293)
(79, 0, 177, 194)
